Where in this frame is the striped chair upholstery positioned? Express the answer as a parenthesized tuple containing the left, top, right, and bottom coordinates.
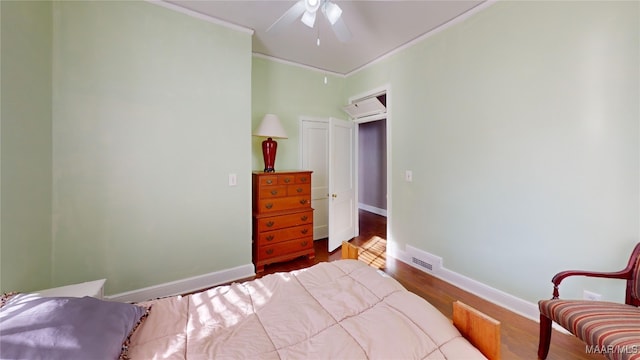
(538, 243, 640, 360)
(538, 300, 640, 360)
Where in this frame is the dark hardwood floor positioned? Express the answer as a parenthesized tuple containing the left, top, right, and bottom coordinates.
(259, 210, 603, 360)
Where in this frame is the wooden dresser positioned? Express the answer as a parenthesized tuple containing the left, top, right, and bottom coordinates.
(252, 170, 314, 273)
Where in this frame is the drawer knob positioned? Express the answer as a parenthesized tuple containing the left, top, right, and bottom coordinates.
(301, 228, 308, 234)
(299, 199, 308, 205)
(284, 178, 291, 183)
(266, 249, 274, 255)
(266, 221, 275, 227)
(265, 203, 273, 209)
(300, 177, 307, 182)
(301, 240, 308, 247)
(266, 179, 273, 185)
(301, 216, 308, 221)
(270, 190, 278, 195)
(296, 187, 303, 193)
(266, 235, 274, 241)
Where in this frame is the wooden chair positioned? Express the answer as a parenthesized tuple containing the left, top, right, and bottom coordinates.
(537, 242, 640, 360)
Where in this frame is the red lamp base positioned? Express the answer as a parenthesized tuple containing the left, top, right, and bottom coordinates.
(262, 137, 278, 172)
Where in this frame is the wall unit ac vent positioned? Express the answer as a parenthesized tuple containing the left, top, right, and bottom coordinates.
(407, 245, 443, 274)
(343, 95, 386, 119)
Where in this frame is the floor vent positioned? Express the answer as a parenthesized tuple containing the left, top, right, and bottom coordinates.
(407, 245, 442, 274)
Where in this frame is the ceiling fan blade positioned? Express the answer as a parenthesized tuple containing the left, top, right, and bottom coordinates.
(330, 16, 351, 42)
(267, 0, 306, 33)
(322, 1, 342, 25)
(301, 10, 316, 28)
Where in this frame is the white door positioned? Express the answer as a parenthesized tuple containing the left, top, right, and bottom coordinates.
(328, 117, 356, 251)
(300, 119, 329, 240)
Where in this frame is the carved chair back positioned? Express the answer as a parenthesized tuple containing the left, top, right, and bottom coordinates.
(630, 243, 640, 306)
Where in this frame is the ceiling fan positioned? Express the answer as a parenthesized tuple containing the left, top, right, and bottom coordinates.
(267, 0, 351, 42)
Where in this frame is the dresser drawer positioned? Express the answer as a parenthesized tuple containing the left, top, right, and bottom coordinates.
(256, 237, 313, 261)
(257, 224, 313, 246)
(257, 210, 313, 232)
(258, 175, 279, 186)
(256, 196, 311, 213)
(296, 173, 311, 184)
(277, 174, 296, 185)
(287, 183, 310, 196)
(258, 185, 287, 199)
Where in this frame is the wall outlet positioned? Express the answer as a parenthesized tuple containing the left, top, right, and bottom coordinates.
(228, 173, 237, 187)
(583, 290, 602, 301)
(405, 170, 413, 182)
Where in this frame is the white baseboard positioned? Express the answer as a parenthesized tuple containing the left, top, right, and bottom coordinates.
(105, 263, 255, 303)
(358, 203, 387, 217)
(389, 241, 568, 333)
(314, 225, 328, 240)
(393, 244, 540, 321)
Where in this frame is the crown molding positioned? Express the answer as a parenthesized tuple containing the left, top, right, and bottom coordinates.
(345, 0, 497, 78)
(150, 0, 496, 79)
(252, 53, 345, 78)
(147, 0, 255, 35)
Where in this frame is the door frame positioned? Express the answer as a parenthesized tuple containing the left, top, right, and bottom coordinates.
(297, 83, 391, 250)
(349, 84, 391, 244)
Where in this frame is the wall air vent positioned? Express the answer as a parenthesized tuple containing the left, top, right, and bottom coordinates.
(407, 245, 443, 274)
(343, 95, 386, 119)
(412, 257, 433, 271)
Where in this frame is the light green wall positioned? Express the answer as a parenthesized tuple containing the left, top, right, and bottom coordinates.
(346, 1, 639, 303)
(251, 57, 345, 171)
(0, 0, 53, 293)
(51, 1, 252, 295)
(2, 0, 637, 306)
(0, 0, 346, 296)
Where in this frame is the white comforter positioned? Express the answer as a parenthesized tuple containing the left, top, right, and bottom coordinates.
(128, 260, 486, 359)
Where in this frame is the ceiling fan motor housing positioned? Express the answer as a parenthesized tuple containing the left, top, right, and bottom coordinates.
(304, 0, 321, 14)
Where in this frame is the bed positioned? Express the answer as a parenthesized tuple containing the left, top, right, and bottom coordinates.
(1, 259, 500, 360)
(128, 259, 499, 359)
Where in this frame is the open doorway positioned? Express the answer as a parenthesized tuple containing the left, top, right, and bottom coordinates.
(348, 90, 389, 268)
(351, 116, 387, 268)
(358, 118, 387, 218)
(299, 87, 390, 260)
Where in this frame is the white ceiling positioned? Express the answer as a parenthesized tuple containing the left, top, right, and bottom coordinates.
(164, 0, 487, 75)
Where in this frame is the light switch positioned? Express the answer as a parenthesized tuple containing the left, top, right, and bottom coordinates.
(228, 173, 237, 186)
(405, 170, 413, 182)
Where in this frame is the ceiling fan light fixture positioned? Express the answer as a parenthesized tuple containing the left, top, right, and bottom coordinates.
(324, 2, 342, 25)
(304, 0, 321, 14)
(301, 10, 316, 28)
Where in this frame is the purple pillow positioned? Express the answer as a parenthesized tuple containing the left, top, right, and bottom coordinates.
(0, 294, 147, 360)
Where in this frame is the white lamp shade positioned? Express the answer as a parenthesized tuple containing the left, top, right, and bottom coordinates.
(253, 114, 288, 139)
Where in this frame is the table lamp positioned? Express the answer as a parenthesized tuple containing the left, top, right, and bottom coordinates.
(253, 114, 288, 172)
